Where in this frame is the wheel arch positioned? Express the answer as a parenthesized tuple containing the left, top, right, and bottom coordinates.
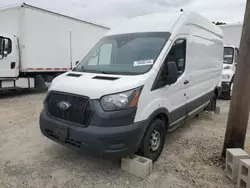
(146, 108, 170, 131)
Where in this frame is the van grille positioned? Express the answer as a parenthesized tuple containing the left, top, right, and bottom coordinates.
(46, 92, 92, 126)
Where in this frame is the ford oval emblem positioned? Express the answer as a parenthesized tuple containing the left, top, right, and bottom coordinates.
(58, 101, 71, 110)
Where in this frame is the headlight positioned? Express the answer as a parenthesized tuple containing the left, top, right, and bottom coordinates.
(101, 87, 143, 111)
(223, 66, 230, 70)
(222, 74, 230, 79)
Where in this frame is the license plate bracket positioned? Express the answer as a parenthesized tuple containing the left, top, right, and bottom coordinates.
(54, 124, 68, 142)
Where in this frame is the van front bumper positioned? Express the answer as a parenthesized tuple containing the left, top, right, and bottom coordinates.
(40, 110, 146, 159)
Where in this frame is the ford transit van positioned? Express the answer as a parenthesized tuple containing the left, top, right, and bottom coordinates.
(40, 12, 223, 161)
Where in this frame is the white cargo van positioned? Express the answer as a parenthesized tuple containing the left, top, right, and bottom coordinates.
(0, 3, 109, 91)
(40, 12, 223, 161)
(219, 24, 243, 99)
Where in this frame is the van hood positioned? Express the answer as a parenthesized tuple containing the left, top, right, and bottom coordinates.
(50, 71, 146, 99)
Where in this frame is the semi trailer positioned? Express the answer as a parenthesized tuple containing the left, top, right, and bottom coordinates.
(0, 3, 109, 91)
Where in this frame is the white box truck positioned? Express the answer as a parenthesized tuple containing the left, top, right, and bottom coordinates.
(219, 24, 243, 99)
(40, 11, 223, 161)
(0, 3, 109, 91)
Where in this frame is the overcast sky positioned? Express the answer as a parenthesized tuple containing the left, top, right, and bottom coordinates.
(0, 0, 246, 27)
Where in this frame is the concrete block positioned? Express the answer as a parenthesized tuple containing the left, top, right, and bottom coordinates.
(121, 154, 153, 178)
(237, 159, 250, 188)
(226, 148, 250, 183)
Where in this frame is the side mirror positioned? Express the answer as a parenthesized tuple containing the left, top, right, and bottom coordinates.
(167, 61, 178, 85)
(75, 61, 79, 65)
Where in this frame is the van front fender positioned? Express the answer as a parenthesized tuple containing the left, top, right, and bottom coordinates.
(135, 98, 170, 125)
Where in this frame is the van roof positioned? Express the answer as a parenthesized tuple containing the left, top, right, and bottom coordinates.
(219, 23, 243, 28)
(107, 11, 222, 38)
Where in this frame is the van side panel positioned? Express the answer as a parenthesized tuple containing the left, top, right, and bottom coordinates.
(134, 24, 223, 123)
(185, 25, 223, 110)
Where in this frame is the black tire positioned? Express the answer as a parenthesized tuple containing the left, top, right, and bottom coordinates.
(35, 75, 46, 92)
(206, 93, 217, 111)
(44, 75, 55, 83)
(224, 81, 233, 100)
(139, 119, 166, 162)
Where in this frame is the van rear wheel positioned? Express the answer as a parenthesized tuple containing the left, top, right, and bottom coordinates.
(206, 93, 217, 111)
(139, 119, 166, 162)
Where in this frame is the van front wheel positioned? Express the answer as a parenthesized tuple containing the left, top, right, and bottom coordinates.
(139, 119, 166, 162)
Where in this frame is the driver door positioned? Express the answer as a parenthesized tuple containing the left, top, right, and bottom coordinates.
(0, 34, 19, 78)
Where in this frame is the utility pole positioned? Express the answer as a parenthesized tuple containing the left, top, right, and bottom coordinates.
(222, 0, 250, 157)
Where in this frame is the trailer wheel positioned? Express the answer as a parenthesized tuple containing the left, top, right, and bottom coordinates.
(35, 75, 46, 92)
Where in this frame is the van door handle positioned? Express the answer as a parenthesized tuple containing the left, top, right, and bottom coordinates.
(184, 80, 189, 85)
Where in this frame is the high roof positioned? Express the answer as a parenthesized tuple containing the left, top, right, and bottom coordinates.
(107, 11, 222, 38)
(219, 23, 243, 28)
(0, 3, 109, 29)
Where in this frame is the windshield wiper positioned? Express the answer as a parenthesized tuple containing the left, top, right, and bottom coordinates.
(100, 71, 117, 74)
(78, 67, 132, 75)
(79, 68, 115, 74)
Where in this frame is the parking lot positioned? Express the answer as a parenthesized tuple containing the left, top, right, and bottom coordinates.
(1, 91, 250, 188)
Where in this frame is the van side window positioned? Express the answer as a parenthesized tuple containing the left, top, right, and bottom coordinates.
(160, 39, 186, 78)
(152, 39, 186, 91)
(168, 39, 186, 77)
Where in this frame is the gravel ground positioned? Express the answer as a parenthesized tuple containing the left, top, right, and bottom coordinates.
(0, 90, 248, 188)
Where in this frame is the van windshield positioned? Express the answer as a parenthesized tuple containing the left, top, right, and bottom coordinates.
(224, 47, 234, 64)
(73, 32, 171, 75)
